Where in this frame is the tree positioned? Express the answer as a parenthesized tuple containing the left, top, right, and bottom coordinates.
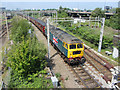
(91, 8, 105, 18)
(58, 6, 70, 18)
(7, 36, 47, 77)
(59, 6, 63, 11)
(10, 17, 33, 43)
(7, 16, 53, 88)
(105, 8, 120, 30)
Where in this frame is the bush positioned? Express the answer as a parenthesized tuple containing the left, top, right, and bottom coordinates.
(7, 36, 47, 77)
(10, 16, 33, 43)
(59, 23, 113, 49)
(6, 17, 53, 88)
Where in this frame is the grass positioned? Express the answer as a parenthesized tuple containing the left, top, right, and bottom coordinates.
(75, 21, 117, 38)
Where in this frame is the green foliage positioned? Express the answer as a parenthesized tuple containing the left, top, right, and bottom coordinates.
(58, 6, 69, 18)
(55, 73, 61, 78)
(7, 16, 53, 88)
(7, 36, 47, 77)
(91, 8, 105, 18)
(65, 76, 69, 80)
(10, 16, 33, 42)
(59, 23, 113, 49)
(105, 8, 120, 30)
(8, 70, 53, 88)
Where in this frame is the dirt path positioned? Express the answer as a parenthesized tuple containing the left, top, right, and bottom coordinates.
(33, 24, 80, 88)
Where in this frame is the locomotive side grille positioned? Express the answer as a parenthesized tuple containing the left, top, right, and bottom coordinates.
(73, 51, 81, 55)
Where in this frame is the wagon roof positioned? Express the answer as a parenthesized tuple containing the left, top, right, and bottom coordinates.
(30, 17, 83, 44)
(30, 16, 46, 26)
(50, 26, 83, 44)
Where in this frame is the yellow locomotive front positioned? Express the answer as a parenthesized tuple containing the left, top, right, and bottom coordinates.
(67, 43, 86, 64)
(51, 28, 86, 65)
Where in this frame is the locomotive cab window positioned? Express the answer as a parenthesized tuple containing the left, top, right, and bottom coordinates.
(77, 44, 83, 48)
(65, 44, 68, 49)
(63, 42, 68, 49)
(63, 42, 65, 47)
(70, 44, 76, 49)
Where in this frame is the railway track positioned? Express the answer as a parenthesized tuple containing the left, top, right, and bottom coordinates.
(0, 23, 11, 38)
(84, 48, 113, 83)
(70, 64, 102, 88)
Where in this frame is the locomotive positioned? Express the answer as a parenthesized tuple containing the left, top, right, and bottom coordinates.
(23, 15, 86, 64)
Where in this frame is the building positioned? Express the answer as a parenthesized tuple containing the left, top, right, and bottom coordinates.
(0, 7, 6, 12)
(73, 8, 78, 11)
(104, 6, 112, 10)
(118, 1, 120, 8)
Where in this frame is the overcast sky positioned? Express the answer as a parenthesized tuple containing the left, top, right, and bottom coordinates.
(1, 0, 120, 2)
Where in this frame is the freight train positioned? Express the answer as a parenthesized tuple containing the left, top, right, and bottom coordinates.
(20, 14, 86, 64)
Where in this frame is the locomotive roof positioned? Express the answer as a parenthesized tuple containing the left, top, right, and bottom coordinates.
(30, 16, 46, 26)
(30, 17, 83, 44)
(49, 25, 83, 44)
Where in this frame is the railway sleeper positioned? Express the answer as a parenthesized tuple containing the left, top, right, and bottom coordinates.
(75, 69, 84, 73)
(88, 83, 99, 88)
(83, 76, 91, 81)
(85, 79, 94, 83)
(77, 70, 85, 73)
(79, 73, 88, 76)
(82, 76, 91, 81)
(85, 81, 98, 88)
(75, 79, 81, 83)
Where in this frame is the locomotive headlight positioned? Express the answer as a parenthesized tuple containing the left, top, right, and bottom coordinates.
(70, 51, 72, 54)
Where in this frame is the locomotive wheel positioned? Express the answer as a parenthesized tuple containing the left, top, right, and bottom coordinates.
(80, 57, 86, 64)
(64, 58, 68, 63)
(61, 54, 65, 58)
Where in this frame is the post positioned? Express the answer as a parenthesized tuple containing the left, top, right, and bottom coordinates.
(0, 6, 2, 35)
(98, 18, 105, 52)
(89, 16, 91, 27)
(52, 13, 53, 19)
(22, 11, 23, 18)
(98, 16, 99, 27)
(28, 11, 29, 20)
(5, 12, 9, 40)
(79, 16, 81, 27)
(32, 10, 33, 17)
(94, 17, 97, 28)
(56, 11, 57, 23)
(47, 18, 50, 59)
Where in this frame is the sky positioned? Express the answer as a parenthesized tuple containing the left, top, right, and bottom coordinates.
(1, 0, 120, 2)
(1, 0, 119, 10)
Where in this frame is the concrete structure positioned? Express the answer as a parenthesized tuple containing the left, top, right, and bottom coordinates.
(67, 11, 114, 19)
(113, 35, 120, 47)
(73, 8, 78, 11)
(0, 7, 6, 12)
(112, 35, 120, 58)
(104, 6, 112, 10)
